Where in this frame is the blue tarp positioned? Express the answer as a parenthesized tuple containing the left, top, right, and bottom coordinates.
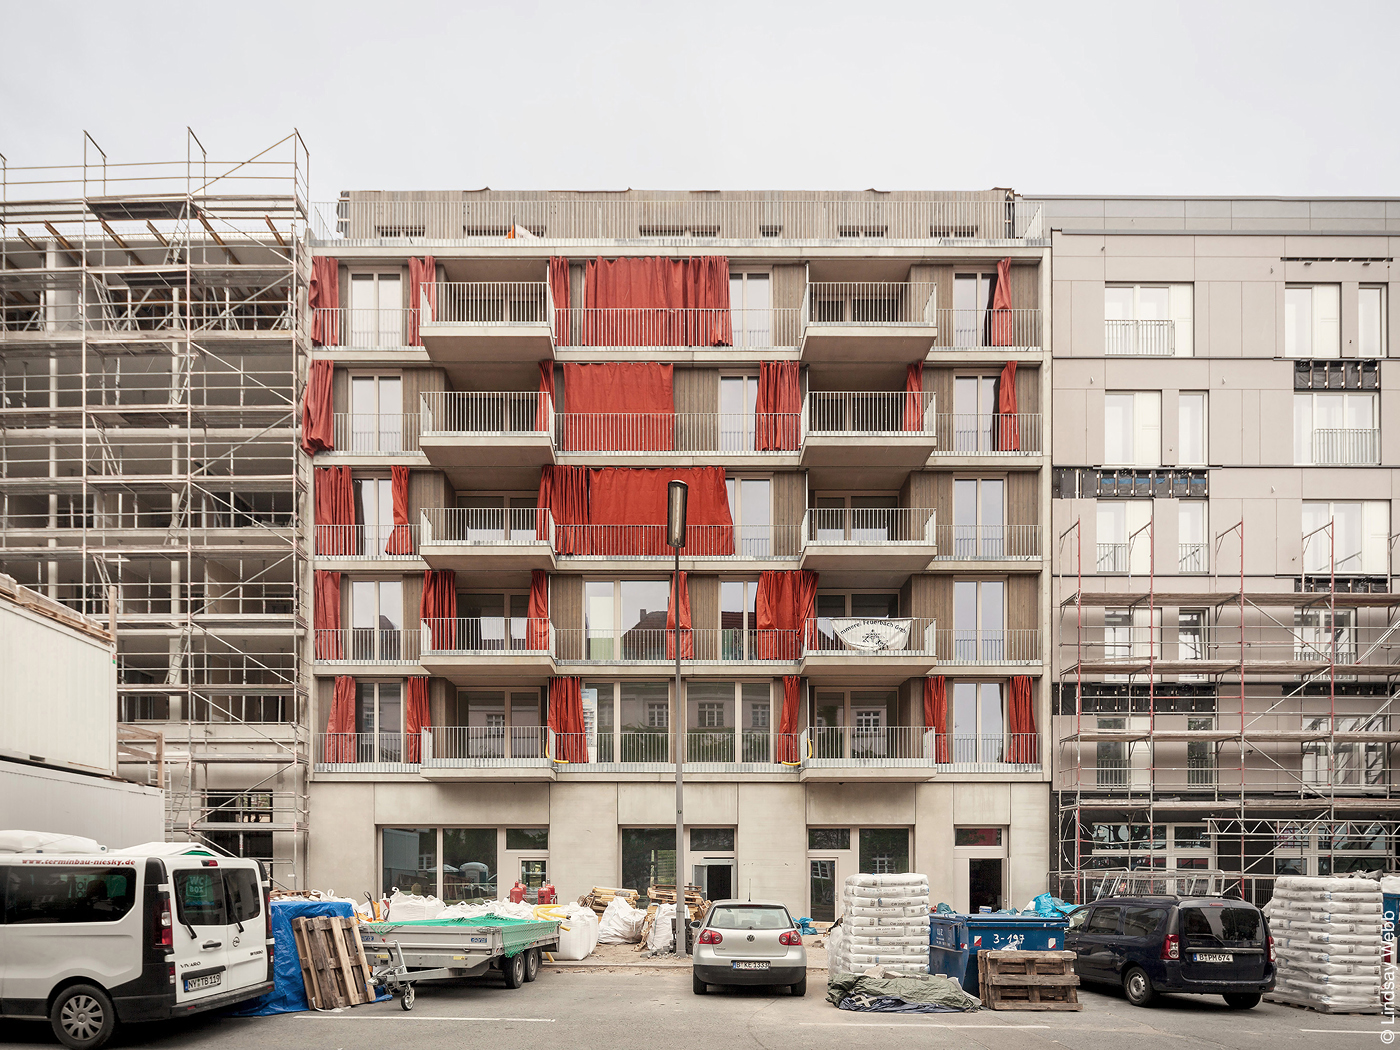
(231, 899, 387, 1016)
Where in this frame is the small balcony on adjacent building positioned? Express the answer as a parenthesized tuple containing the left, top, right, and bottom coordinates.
(1104, 318, 1176, 357)
(418, 282, 555, 363)
(419, 507, 557, 572)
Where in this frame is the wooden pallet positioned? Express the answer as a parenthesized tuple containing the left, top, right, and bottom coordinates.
(292, 915, 376, 1010)
(1265, 991, 1383, 1016)
(978, 950, 1081, 1011)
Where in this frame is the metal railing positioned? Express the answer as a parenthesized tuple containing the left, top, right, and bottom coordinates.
(802, 507, 935, 547)
(313, 628, 421, 664)
(1179, 542, 1207, 573)
(314, 195, 1045, 245)
(330, 412, 421, 454)
(803, 728, 1040, 767)
(1105, 318, 1176, 356)
(1097, 542, 1130, 573)
(936, 629, 1041, 664)
(556, 412, 799, 454)
(941, 734, 1041, 769)
(805, 617, 936, 656)
(549, 730, 802, 768)
(932, 308, 1043, 349)
(925, 412, 1043, 454)
(421, 282, 552, 325)
(804, 391, 936, 435)
(315, 732, 418, 771)
(420, 391, 552, 436)
(804, 282, 937, 326)
(420, 507, 554, 547)
(423, 726, 550, 765)
(1312, 429, 1380, 466)
(420, 617, 553, 654)
(556, 307, 799, 348)
(311, 308, 419, 348)
(554, 628, 802, 663)
(557, 523, 800, 559)
(934, 524, 1041, 560)
(314, 523, 420, 559)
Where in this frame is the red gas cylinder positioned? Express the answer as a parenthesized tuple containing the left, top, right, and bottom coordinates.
(509, 881, 527, 904)
(537, 882, 557, 905)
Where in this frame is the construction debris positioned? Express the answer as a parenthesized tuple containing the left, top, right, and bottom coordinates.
(977, 950, 1081, 1011)
(580, 886, 640, 916)
(291, 915, 376, 1010)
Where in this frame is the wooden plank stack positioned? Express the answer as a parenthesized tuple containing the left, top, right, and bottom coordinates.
(978, 950, 1081, 1011)
(292, 915, 376, 1009)
(579, 886, 640, 916)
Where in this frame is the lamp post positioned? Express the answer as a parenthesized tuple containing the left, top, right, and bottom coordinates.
(666, 479, 688, 956)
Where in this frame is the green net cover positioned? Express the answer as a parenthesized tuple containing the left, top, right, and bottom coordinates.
(360, 915, 560, 956)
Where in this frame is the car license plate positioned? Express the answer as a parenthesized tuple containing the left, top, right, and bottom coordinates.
(732, 961, 769, 971)
(184, 973, 222, 992)
(1193, 952, 1233, 963)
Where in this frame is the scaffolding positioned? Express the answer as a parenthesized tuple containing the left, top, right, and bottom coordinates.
(0, 131, 312, 885)
(1053, 516, 1400, 905)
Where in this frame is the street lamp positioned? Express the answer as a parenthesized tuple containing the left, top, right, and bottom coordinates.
(667, 479, 688, 956)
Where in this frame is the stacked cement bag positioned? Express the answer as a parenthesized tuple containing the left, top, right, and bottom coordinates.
(1264, 875, 1384, 1011)
(830, 873, 930, 975)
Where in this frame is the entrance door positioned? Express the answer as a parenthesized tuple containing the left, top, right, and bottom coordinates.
(968, 858, 1004, 912)
(693, 861, 734, 902)
(809, 859, 838, 923)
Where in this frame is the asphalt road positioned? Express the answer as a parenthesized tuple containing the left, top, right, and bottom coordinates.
(0, 969, 1387, 1050)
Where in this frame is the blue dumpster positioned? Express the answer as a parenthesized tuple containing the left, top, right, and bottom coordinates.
(928, 913, 1071, 995)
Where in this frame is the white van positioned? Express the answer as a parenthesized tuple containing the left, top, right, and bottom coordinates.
(0, 843, 273, 1049)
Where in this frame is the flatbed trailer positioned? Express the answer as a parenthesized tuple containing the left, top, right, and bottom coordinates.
(359, 916, 561, 1010)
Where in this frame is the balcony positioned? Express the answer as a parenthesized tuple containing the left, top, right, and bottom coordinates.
(420, 391, 555, 471)
(418, 726, 552, 779)
(932, 524, 1042, 563)
(327, 413, 422, 456)
(311, 308, 419, 353)
(557, 524, 801, 568)
(313, 628, 421, 667)
(801, 391, 938, 467)
(419, 616, 554, 681)
(550, 730, 800, 772)
(1178, 542, 1207, 574)
(801, 728, 1041, 772)
(315, 732, 419, 773)
(1105, 319, 1175, 357)
(1311, 429, 1381, 467)
(553, 628, 801, 668)
(420, 507, 556, 572)
(554, 307, 800, 356)
(799, 508, 938, 572)
(418, 282, 554, 363)
(927, 413, 1043, 457)
(801, 283, 939, 363)
(556, 412, 800, 463)
(800, 618, 938, 678)
(931, 309, 1042, 352)
(314, 524, 422, 565)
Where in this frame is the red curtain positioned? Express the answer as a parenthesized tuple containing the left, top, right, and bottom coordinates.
(549, 256, 571, 347)
(1009, 675, 1036, 763)
(754, 361, 801, 451)
(562, 362, 674, 452)
(537, 361, 557, 434)
(384, 465, 414, 554)
(421, 569, 457, 650)
(548, 676, 587, 763)
(924, 676, 949, 763)
(990, 257, 1014, 347)
(309, 257, 339, 346)
(537, 465, 590, 554)
(527, 570, 550, 651)
(405, 676, 431, 763)
(314, 570, 342, 660)
(326, 675, 356, 762)
(777, 675, 803, 764)
(665, 571, 693, 659)
(300, 359, 335, 455)
(314, 466, 356, 555)
(407, 256, 436, 346)
(997, 360, 1020, 451)
(903, 361, 925, 432)
(588, 466, 734, 556)
(755, 569, 819, 660)
(582, 256, 732, 346)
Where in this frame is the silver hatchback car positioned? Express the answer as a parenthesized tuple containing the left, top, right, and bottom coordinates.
(691, 900, 807, 996)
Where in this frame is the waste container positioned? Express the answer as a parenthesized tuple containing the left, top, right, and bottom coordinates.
(928, 913, 1071, 995)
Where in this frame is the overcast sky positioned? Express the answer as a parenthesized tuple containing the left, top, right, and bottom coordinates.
(2, 0, 1396, 202)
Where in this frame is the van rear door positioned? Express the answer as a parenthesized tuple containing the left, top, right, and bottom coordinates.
(1179, 902, 1268, 984)
(220, 863, 269, 993)
(168, 861, 231, 1005)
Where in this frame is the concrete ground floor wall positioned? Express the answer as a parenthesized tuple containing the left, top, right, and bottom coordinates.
(0, 759, 164, 847)
(306, 777, 1050, 917)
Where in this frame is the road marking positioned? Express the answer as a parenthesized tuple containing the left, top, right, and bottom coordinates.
(295, 1014, 555, 1022)
(1297, 1030, 1382, 1036)
(799, 1022, 1052, 1028)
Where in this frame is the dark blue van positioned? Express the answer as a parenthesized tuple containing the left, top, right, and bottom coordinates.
(1065, 896, 1275, 1008)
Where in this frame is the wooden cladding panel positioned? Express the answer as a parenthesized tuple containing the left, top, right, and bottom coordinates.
(551, 574, 583, 660)
(1007, 574, 1038, 634)
(773, 472, 805, 555)
(689, 574, 720, 661)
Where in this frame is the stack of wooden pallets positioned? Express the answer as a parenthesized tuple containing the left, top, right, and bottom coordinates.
(580, 886, 640, 916)
(292, 915, 376, 1010)
(977, 949, 1081, 1011)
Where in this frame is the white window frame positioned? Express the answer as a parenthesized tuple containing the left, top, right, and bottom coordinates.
(348, 372, 405, 453)
(1178, 501, 1207, 574)
(1103, 284, 1193, 356)
(1285, 284, 1341, 358)
(1104, 391, 1161, 467)
(1096, 500, 1152, 575)
(1177, 392, 1207, 466)
(726, 474, 774, 556)
(729, 272, 773, 348)
(1358, 285, 1387, 357)
(348, 271, 405, 348)
(1302, 500, 1390, 575)
(1293, 390, 1379, 466)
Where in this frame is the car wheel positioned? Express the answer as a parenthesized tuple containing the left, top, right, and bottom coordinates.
(1122, 967, 1155, 1007)
(503, 951, 527, 989)
(692, 973, 707, 995)
(1223, 992, 1261, 1009)
(790, 977, 807, 997)
(524, 948, 540, 983)
(50, 984, 117, 1050)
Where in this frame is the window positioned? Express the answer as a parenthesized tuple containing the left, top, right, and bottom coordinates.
(349, 375, 404, 453)
(455, 493, 539, 543)
(685, 681, 768, 762)
(1302, 501, 1389, 575)
(350, 579, 403, 660)
(1104, 284, 1193, 356)
(729, 273, 772, 348)
(1177, 393, 1206, 466)
(382, 828, 437, 897)
(953, 478, 1005, 557)
(349, 272, 403, 347)
(692, 828, 736, 851)
(3, 865, 138, 925)
(354, 477, 397, 555)
(621, 828, 678, 903)
(1285, 285, 1341, 358)
(1179, 502, 1207, 573)
(811, 494, 903, 543)
(813, 592, 902, 652)
(859, 828, 909, 875)
(585, 580, 669, 660)
(1178, 609, 1207, 674)
(1104, 391, 1161, 467)
(953, 375, 999, 451)
(1294, 391, 1379, 466)
(726, 477, 772, 556)
(1359, 286, 1387, 357)
(810, 689, 900, 759)
(953, 580, 1004, 661)
(1187, 716, 1215, 785)
(951, 681, 1005, 762)
(1086, 906, 1122, 934)
(808, 828, 851, 851)
(457, 591, 531, 652)
(720, 579, 759, 660)
(224, 867, 263, 925)
(1123, 907, 1166, 938)
(708, 904, 792, 930)
(443, 829, 497, 903)
(719, 375, 759, 451)
(953, 272, 997, 347)
(955, 828, 1003, 847)
(174, 869, 227, 926)
(1097, 501, 1151, 574)
(355, 680, 403, 761)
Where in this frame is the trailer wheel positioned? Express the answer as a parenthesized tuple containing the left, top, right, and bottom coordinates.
(503, 951, 527, 989)
(524, 948, 540, 982)
(400, 984, 415, 1011)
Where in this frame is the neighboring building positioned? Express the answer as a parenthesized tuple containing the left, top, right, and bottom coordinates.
(303, 190, 1054, 914)
(0, 572, 163, 845)
(1046, 197, 1400, 902)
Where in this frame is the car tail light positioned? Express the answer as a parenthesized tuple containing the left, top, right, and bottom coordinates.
(167, 962, 176, 987)
(698, 929, 722, 945)
(1161, 933, 1179, 961)
(779, 930, 802, 946)
(1268, 935, 1276, 963)
(157, 893, 174, 951)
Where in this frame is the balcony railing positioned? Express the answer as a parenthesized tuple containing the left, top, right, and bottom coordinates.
(935, 524, 1042, 560)
(556, 412, 799, 454)
(424, 725, 550, 766)
(314, 523, 420, 559)
(420, 507, 554, 547)
(311, 308, 418, 348)
(1105, 319, 1175, 356)
(802, 728, 1041, 769)
(315, 732, 418, 771)
(314, 628, 421, 664)
(930, 413, 1042, 454)
(421, 391, 551, 436)
(935, 629, 1041, 664)
(555, 307, 799, 348)
(420, 617, 553, 655)
(1179, 542, 1207, 573)
(933, 309, 1042, 349)
(1312, 429, 1380, 466)
(805, 391, 936, 435)
(421, 282, 553, 325)
(550, 730, 801, 768)
(554, 628, 801, 663)
(558, 524, 800, 559)
(804, 283, 936, 326)
(941, 734, 1041, 770)
(330, 413, 421, 454)
(1097, 542, 1129, 573)
(802, 508, 936, 547)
